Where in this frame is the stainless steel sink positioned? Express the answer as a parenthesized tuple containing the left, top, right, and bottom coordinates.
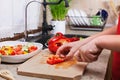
(27, 34, 88, 49)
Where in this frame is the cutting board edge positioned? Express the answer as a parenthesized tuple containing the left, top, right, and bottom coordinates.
(17, 70, 81, 80)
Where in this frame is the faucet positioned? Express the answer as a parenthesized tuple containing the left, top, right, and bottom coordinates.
(24, 0, 69, 41)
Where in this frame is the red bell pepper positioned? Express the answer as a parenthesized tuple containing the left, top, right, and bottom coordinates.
(48, 32, 80, 53)
(48, 32, 70, 53)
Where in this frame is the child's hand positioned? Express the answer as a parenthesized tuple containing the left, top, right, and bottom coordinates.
(56, 41, 82, 60)
(74, 39, 103, 62)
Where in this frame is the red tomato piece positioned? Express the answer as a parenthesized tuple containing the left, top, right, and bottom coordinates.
(0, 50, 6, 55)
(17, 44, 22, 49)
(28, 46, 38, 53)
(14, 47, 22, 52)
(16, 51, 24, 55)
(10, 51, 16, 55)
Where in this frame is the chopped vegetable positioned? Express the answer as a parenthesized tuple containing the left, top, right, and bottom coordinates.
(48, 32, 80, 53)
(0, 43, 38, 56)
(47, 55, 65, 65)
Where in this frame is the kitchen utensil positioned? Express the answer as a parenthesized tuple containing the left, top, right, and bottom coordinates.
(17, 49, 88, 80)
(0, 69, 15, 80)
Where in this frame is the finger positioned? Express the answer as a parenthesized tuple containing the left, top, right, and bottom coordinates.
(78, 49, 94, 62)
(84, 49, 101, 62)
(85, 53, 98, 62)
(74, 50, 82, 61)
(88, 49, 102, 59)
(56, 44, 69, 55)
(79, 49, 86, 62)
(66, 45, 80, 59)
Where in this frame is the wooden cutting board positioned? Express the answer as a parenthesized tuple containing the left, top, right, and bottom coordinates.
(17, 49, 88, 80)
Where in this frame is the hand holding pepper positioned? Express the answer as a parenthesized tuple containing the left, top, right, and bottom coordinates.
(48, 32, 80, 54)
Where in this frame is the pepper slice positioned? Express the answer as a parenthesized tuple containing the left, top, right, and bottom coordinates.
(46, 55, 65, 65)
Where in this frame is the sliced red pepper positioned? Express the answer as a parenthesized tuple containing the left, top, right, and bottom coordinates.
(46, 55, 65, 65)
(69, 37, 80, 42)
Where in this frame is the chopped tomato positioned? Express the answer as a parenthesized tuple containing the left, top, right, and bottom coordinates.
(17, 44, 22, 48)
(28, 46, 38, 53)
(14, 47, 22, 52)
(10, 51, 16, 55)
(16, 51, 24, 55)
(0, 50, 6, 55)
(0, 43, 38, 56)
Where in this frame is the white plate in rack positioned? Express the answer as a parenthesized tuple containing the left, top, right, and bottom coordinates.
(68, 10, 75, 25)
(73, 9, 85, 25)
(68, 9, 79, 25)
(79, 10, 90, 26)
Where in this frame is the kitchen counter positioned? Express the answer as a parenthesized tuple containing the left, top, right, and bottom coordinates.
(0, 27, 111, 80)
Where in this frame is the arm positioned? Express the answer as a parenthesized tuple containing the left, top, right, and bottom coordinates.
(75, 33, 120, 62)
(56, 26, 117, 60)
(96, 35, 120, 52)
(70, 26, 117, 52)
(81, 26, 117, 45)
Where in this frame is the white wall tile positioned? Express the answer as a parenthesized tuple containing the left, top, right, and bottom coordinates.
(0, 0, 42, 38)
(0, 0, 12, 27)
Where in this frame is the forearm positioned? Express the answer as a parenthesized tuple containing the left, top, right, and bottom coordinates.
(90, 26, 117, 39)
(96, 35, 120, 52)
(81, 26, 117, 45)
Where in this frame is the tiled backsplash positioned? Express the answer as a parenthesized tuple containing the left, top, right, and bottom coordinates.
(0, 0, 42, 38)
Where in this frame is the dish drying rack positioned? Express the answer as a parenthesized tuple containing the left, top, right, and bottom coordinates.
(66, 16, 107, 31)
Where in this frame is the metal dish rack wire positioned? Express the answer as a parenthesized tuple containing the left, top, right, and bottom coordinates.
(66, 16, 107, 31)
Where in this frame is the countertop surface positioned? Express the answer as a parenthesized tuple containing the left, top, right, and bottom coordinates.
(0, 26, 111, 80)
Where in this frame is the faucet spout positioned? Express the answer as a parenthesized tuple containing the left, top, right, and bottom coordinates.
(24, 0, 70, 41)
(64, 0, 69, 7)
(24, 1, 42, 41)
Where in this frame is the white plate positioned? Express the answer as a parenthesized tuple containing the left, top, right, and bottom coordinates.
(68, 9, 79, 25)
(73, 9, 85, 25)
(68, 10, 75, 25)
(0, 41, 43, 63)
(79, 10, 90, 26)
